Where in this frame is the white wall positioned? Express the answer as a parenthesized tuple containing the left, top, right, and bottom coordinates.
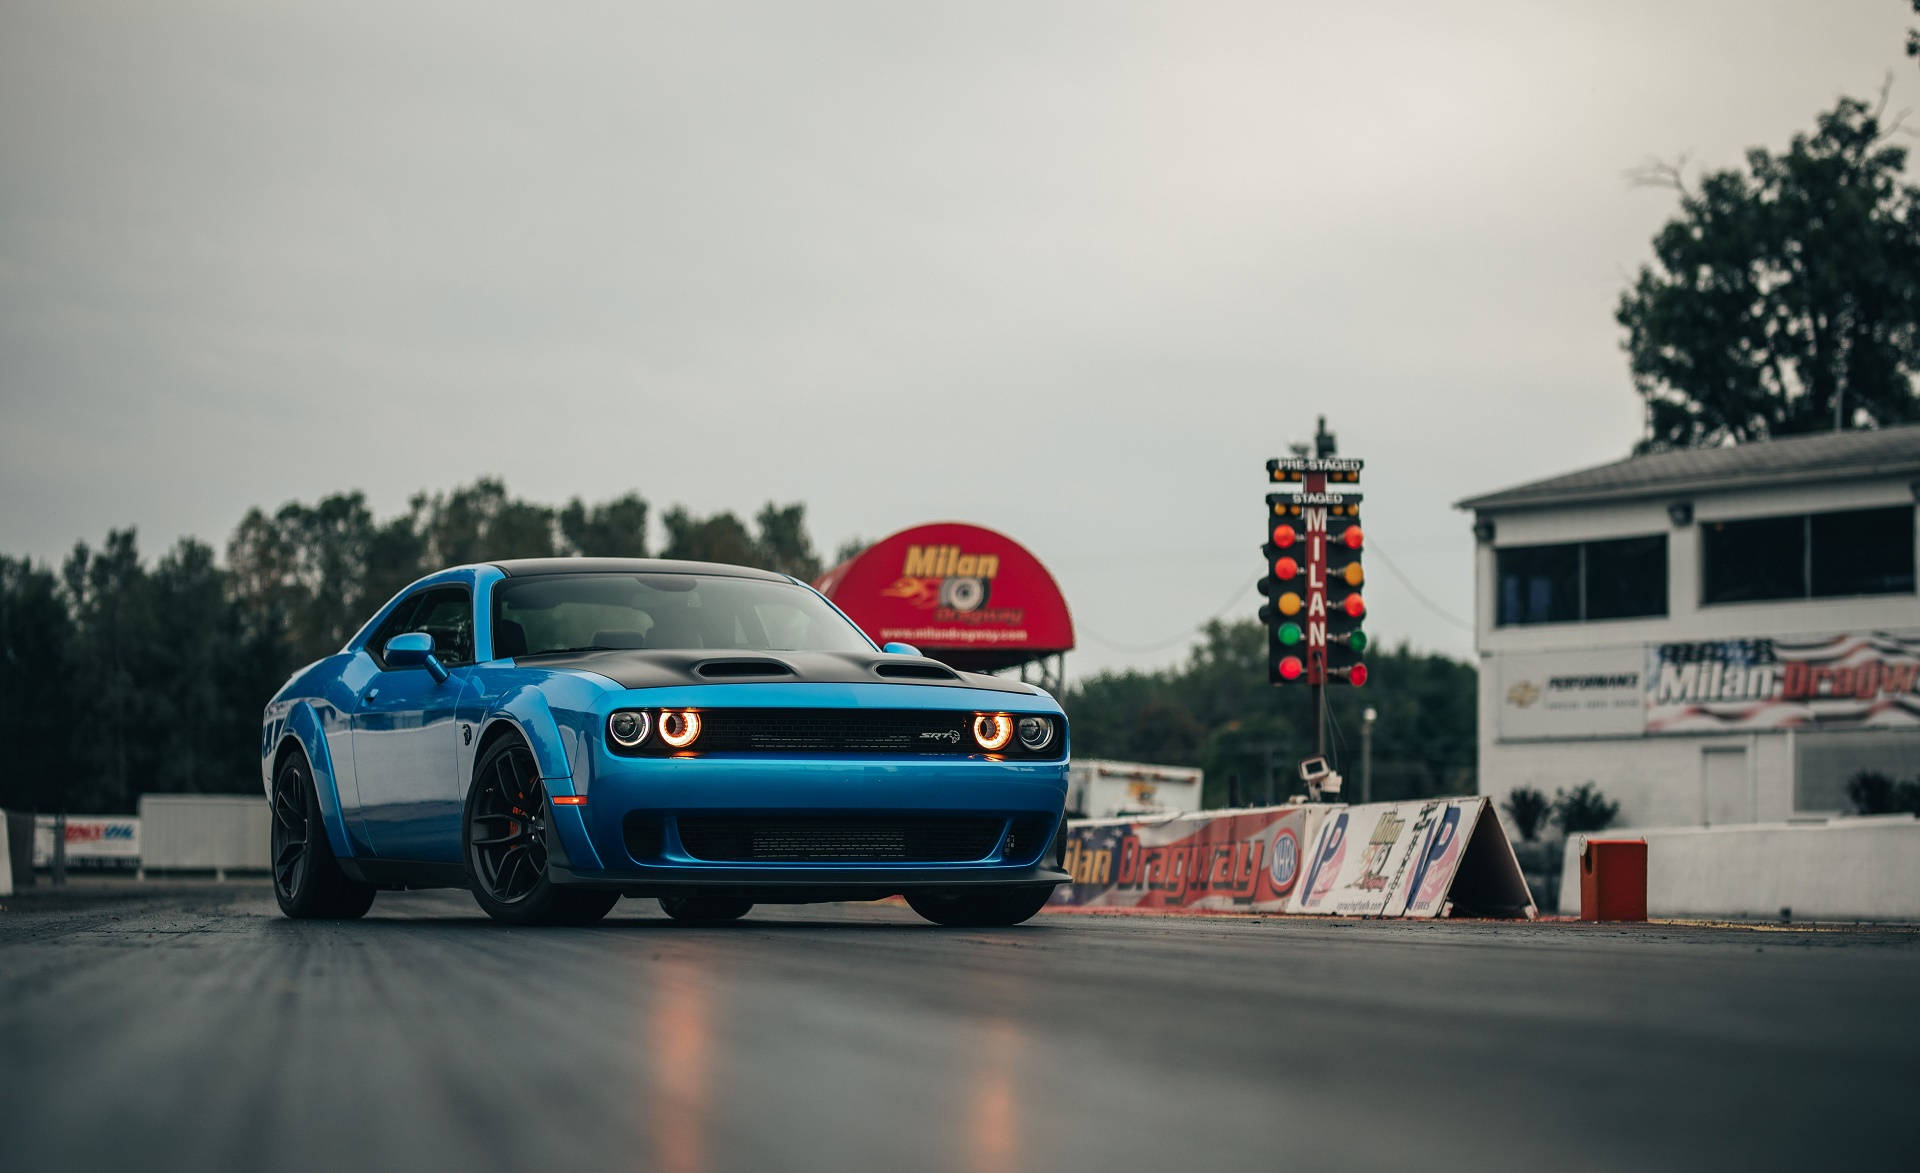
(138, 795, 270, 873)
(1556, 816, 1920, 920)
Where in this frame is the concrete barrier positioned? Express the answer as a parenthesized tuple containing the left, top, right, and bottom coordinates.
(137, 794, 270, 877)
(1556, 814, 1920, 921)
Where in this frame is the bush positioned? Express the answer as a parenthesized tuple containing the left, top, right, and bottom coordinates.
(1849, 770, 1920, 816)
(1502, 787, 1552, 842)
(1848, 770, 1897, 815)
(1553, 782, 1620, 835)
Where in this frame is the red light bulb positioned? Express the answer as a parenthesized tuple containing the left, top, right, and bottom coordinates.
(1274, 557, 1299, 579)
(1272, 524, 1297, 548)
(1279, 656, 1304, 681)
(1343, 526, 1364, 550)
(1344, 594, 1366, 618)
(1349, 663, 1369, 687)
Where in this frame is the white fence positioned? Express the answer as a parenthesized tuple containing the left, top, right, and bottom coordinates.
(1557, 814, 1920, 921)
(137, 795, 270, 876)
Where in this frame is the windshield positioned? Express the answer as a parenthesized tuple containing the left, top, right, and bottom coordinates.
(492, 572, 876, 657)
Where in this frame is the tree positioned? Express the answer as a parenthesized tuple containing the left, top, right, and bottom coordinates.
(1063, 620, 1477, 807)
(559, 494, 648, 558)
(1617, 92, 1920, 451)
(0, 556, 75, 812)
(1552, 783, 1620, 835)
(1502, 787, 1551, 842)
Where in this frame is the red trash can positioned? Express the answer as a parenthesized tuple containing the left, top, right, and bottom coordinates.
(1578, 838, 1647, 922)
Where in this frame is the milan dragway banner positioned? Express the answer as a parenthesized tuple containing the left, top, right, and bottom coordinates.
(1646, 631, 1920, 734)
(1052, 806, 1330, 912)
(1290, 796, 1534, 919)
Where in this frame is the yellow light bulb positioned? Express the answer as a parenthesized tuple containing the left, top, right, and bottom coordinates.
(1279, 592, 1303, 616)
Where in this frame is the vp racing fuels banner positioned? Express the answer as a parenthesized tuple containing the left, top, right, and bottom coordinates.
(1054, 799, 1534, 919)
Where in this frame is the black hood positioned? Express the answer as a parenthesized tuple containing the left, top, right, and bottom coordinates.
(519, 648, 1043, 696)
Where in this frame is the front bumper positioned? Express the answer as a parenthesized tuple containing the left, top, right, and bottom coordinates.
(542, 751, 1070, 900)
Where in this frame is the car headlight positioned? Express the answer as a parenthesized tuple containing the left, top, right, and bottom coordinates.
(971, 713, 1013, 751)
(659, 709, 702, 749)
(608, 710, 650, 748)
(1015, 715, 1055, 752)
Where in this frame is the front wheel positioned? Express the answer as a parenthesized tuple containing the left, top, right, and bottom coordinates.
(906, 886, 1055, 927)
(271, 748, 376, 920)
(464, 737, 617, 926)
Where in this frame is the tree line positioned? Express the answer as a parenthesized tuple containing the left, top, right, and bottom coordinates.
(0, 478, 1479, 815)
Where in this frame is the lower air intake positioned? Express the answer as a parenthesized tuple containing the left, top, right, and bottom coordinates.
(676, 816, 1005, 863)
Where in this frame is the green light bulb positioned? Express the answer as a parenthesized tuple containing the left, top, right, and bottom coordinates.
(1279, 622, 1302, 646)
(1349, 630, 1368, 653)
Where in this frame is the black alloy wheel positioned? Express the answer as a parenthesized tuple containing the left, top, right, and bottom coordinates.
(469, 742, 551, 905)
(271, 749, 376, 920)
(463, 737, 618, 926)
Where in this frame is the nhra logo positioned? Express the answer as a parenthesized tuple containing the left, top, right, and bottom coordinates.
(1268, 828, 1300, 892)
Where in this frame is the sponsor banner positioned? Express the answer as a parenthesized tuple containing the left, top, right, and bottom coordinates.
(33, 815, 141, 868)
(814, 522, 1075, 660)
(1646, 631, 1920, 734)
(1051, 806, 1329, 912)
(1497, 648, 1645, 740)
(1291, 798, 1487, 918)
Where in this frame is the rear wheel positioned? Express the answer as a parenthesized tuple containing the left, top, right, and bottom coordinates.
(658, 893, 753, 923)
(906, 886, 1054, 927)
(271, 749, 376, 920)
(465, 737, 617, 926)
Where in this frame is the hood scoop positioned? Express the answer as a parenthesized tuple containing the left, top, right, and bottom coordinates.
(873, 660, 960, 681)
(695, 658, 796, 679)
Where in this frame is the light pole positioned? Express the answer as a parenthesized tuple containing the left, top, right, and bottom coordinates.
(1361, 707, 1377, 805)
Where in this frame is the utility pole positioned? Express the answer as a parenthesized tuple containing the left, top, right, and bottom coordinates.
(1361, 707, 1377, 804)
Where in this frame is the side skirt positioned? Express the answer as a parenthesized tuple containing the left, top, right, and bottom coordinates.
(336, 857, 469, 891)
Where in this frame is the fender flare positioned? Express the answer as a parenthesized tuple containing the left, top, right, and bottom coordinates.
(278, 702, 355, 860)
(483, 687, 576, 783)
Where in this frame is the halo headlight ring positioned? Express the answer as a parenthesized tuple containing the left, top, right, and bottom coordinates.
(658, 709, 702, 749)
(971, 713, 1014, 752)
(607, 709, 650, 748)
(1015, 715, 1055, 752)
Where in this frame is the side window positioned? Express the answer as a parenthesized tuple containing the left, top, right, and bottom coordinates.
(369, 587, 475, 668)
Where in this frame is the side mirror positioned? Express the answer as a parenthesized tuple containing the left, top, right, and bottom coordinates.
(881, 642, 922, 656)
(384, 632, 450, 683)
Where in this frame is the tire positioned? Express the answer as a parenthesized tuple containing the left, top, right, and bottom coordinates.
(271, 748, 377, 920)
(658, 893, 753, 923)
(905, 886, 1054, 927)
(464, 735, 618, 925)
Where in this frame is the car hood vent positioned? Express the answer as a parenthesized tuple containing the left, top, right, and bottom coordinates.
(873, 660, 959, 681)
(695, 659, 796, 679)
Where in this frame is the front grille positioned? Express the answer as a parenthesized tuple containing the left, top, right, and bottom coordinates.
(676, 815, 1005, 863)
(690, 709, 975, 755)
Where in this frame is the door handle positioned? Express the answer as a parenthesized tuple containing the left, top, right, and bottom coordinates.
(363, 687, 380, 702)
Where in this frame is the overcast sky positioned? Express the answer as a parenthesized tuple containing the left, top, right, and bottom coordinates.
(2, 2, 1912, 678)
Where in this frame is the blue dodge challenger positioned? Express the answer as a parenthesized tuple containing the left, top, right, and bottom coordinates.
(260, 558, 1070, 925)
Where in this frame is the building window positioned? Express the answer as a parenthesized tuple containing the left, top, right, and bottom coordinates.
(1811, 506, 1916, 598)
(1702, 505, 1915, 605)
(1585, 535, 1669, 620)
(1497, 535, 1667, 625)
(1701, 515, 1804, 604)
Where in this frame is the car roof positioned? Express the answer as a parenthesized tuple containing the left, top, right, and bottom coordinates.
(487, 557, 794, 583)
